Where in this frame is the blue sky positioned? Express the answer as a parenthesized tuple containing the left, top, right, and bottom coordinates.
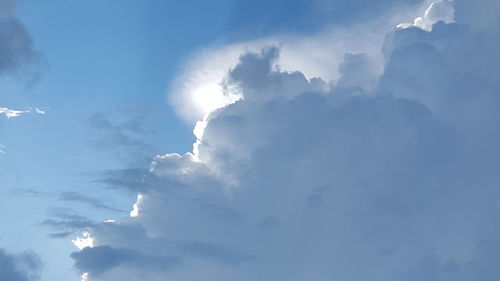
(2, 0, 500, 281)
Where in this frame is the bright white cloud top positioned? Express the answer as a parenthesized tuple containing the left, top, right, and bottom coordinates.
(67, 0, 500, 280)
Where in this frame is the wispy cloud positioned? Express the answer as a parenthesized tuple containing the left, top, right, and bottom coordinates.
(0, 106, 30, 118)
(0, 106, 47, 118)
(15, 188, 125, 213)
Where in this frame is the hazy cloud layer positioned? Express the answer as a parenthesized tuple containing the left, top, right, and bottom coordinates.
(71, 0, 500, 280)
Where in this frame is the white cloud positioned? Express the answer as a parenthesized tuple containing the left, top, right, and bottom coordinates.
(397, 0, 455, 31)
(81, 272, 89, 281)
(167, 15, 410, 124)
(71, 0, 500, 280)
(72, 232, 94, 250)
(34, 107, 46, 114)
(0, 106, 30, 118)
(129, 193, 143, 218)
(0, 106, 47, 118)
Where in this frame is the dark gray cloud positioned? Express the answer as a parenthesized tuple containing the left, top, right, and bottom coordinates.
(0, 16, 39, 76)
(0, 0, 15, 14)
(178, 240, 254, 264)
(0, 248, 41, 281)
(71, 246, 180, 278)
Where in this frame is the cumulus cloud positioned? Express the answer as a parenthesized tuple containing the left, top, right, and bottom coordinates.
(168, 16, 398, 124)
(0, 248, 41, 281)
(72, 0, 500, 280)
(168, 0, 451, 125)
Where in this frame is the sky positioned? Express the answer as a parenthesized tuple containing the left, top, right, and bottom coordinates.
(1, 0, 500, 280)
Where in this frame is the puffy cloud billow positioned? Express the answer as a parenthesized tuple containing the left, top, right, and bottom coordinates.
(73, 0, 500, 280)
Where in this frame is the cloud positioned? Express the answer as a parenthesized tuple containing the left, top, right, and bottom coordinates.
(0, 0, 15, 14)
(0, 248, 41, 281)
(41, 213, 96, 233)
(71, 0, 500, 280)
(0, 107, 46, 119)
(168, 0, 450, 126)
(58, 192, 126, 213)
(0, 106, 44, 154)
(397, 0, 454, 31)
(454, 0, 500, 30)
(167, 11, 408, 124)
(14, 188, 125, 216)
(71, 246, 180, 278)
(0, 16, 39, 76)
(86, 102, 173, 169)
(34, 108, 46, 114)
(0, 0, 42, 133)
(0, 107, 30, 118)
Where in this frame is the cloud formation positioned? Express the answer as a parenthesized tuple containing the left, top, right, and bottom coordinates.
(0, 0, 43, 154)
(0, 15, 39, 75)
(72, 0, 500, 280)
(397, 0, 454, 30)
(71, 246, 180, 277)
(0, 107, 38, 119)
(0, 248, 41, 281)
